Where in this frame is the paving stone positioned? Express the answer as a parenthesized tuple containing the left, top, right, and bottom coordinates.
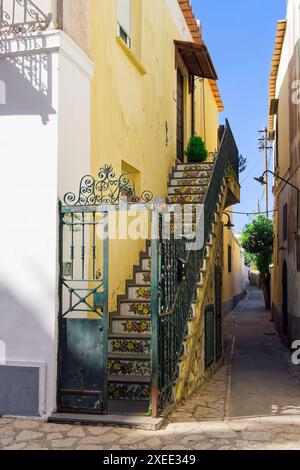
(80, 434, 119, 445)
(16, 430, 44, 441)
(3, 442, 28, 450)
(46, 433, 64, 440)
(13, 420, 41, 430)
(142, 437, 162, 448)
(51, 438, 78, 448)
(87, 426, 113, 436)
(0, 437, 14, 446)
(181, 434, 206, 445)
(241, 431, 272, 442)
(67, 428, 86, 438)
(76, 445, 104, 450)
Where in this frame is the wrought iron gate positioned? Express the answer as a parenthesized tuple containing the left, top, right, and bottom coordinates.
(57, 203, 109, 414)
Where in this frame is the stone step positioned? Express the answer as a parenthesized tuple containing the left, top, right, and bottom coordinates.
(141, 258, 151, 271)
(108, 353, 150, 360)
(175, 163, 214, 172)
(135, 271, 151, 285)
(111, 317, 151, 335)
(119, 301, 151, 317)
(109, 337, 151, 355)
(167, 195, 205, 204)
(108, 381, 151, 401)
(108, 359, 151, 377)
(127, 286, 151, 301)
(169, 177, 210, 187)
(167, 186, 206, 195)
(173, 170, 212, 179)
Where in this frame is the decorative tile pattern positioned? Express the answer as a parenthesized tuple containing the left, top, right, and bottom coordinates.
(129, 303, 151, 316)
(136, 287, 151, 300)
(122, 321, 151, 334)
(173, 187, 205, 195)
(110, 339, 151, 354)
(108, 360, 150, 376)
(142, 272, 151, 283)
(108, 383, 150, 400)
(169, 195, 203, 204)
(183, 165, 212, 171)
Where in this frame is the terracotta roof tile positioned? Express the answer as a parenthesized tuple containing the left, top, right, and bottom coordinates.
(177, 0, 224, 111)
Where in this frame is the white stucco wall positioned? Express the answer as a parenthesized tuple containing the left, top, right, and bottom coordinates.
(0, 30, 93, 416)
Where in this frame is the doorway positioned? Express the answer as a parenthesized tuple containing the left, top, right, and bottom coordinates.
(177, 69, 184, 162)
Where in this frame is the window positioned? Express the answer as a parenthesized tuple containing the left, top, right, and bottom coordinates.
(228, 245, 232, 273)
(118, 0, 131, 48)
(283, 203, 288, 242)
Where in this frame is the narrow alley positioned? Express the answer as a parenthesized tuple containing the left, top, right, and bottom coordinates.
(1, 288, 300, 451)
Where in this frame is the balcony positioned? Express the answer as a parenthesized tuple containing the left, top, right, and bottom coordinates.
(0, 0, 52, 37)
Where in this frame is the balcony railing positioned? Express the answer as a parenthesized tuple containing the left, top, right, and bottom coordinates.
(0, 0, 52, 37)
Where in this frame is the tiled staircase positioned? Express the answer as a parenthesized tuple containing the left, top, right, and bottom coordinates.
(108, 162, 215, 408)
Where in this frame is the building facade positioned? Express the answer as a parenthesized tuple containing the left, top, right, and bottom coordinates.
(269, 0, 300, 345)
(0, 0, 241, 419)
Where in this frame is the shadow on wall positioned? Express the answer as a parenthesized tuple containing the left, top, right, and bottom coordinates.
(0, 38, 56, 124)
(0, 282, 54, 415)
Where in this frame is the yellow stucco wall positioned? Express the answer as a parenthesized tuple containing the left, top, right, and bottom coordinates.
(222, 213, 246, 311)
(88, 0, 220, 310)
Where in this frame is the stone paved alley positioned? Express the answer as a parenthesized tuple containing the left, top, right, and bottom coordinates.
(1, 289, 300, 451)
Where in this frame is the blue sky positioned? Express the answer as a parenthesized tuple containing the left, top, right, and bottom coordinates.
(193, 0, 286, 231)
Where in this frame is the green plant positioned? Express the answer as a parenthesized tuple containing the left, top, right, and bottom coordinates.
(241, 215, 274, 309)
(185, 135, 208, 163)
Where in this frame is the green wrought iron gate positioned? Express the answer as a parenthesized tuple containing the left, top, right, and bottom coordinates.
(57, 204, 109, 414)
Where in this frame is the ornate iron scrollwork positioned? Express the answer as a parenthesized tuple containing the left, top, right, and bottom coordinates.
(64, 164, 153, 206)
(0, 0, 52, 37)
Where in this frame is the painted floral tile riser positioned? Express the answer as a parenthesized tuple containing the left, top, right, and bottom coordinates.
(108, 360, 150, 376)
(108, 383, 150, 400)
(110, 339, 151, 354)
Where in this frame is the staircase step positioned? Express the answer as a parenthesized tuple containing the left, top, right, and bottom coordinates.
(109, 333, 151, 340)
(170, 178, 210, 187)
(135, 271, 151, 285)
(111, 318, 151, 335)
(109, 353, 150, 360)
(119, 301, 151, 317)
(109, 375, 151, 383)
(109, 337, 151, 355)
(167, 195, 205, 204)
(141, 258, 151, 271)
(175, 163, 214, 172)
(127, 286, 151, 301)
(108, 381, 151, 401)
(168, 186, 206, 195)
(108, 359, 150, 377)
(173, 170, 212, 179)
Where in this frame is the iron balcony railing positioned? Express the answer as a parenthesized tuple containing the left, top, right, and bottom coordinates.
(151, 119, 239, 417)
(0, 0, 52, 37)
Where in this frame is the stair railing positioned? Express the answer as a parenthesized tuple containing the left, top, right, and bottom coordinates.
(151, 119, 239, 417)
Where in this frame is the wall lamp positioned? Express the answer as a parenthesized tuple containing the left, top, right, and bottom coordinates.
(254, 170, 300, 234)
(223, 212, 235, 229)
(254, 170, 300, 193)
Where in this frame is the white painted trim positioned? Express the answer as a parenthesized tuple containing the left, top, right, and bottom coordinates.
(4, 361, 46, 417)
(0, 30, 94, 79)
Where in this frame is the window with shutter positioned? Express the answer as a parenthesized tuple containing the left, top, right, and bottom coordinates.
(117, 0, 131, 48)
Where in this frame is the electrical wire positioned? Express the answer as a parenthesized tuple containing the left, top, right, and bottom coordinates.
(226, 210, 277, 215)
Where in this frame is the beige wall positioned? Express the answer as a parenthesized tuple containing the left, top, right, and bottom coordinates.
(271, 0, 300, 341)
(223, 217, 247, 314)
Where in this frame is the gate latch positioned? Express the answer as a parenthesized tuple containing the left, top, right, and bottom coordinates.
(93, 292, 104, 314)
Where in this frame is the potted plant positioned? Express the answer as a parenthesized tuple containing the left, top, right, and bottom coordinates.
(185, 135, 208, 163)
